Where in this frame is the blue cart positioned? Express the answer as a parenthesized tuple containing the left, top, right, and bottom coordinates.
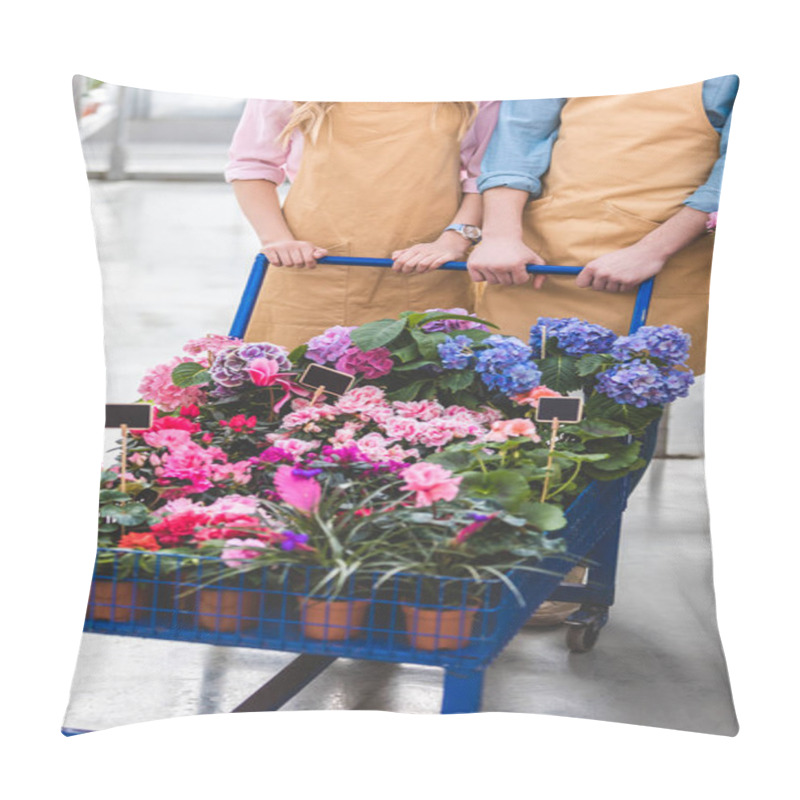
(71, 256, 657, 730)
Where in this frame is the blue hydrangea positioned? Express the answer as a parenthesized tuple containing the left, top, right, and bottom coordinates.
(476, 335, 542, 395)
(595, 362, 695, 407)
(529, 317, 617, 356)
(611, 325, 691, 365)
(437, 335, 475, 370)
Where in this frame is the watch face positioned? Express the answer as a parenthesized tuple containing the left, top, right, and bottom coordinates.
(462, 225, 480, 240)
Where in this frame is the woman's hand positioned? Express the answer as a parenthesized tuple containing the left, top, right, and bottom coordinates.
(260, 240, 328, 269)
(391, 231, 470, 274)
(576, 242, 666, 292)
(467, 237, 546, 287)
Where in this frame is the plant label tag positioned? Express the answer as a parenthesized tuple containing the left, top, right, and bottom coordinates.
(535, 396, 583, 423)
(299, 364, 355, 397)
(105, 404, 154, 429)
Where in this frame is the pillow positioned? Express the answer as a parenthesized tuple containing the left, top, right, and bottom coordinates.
(63, 76, 738, 735)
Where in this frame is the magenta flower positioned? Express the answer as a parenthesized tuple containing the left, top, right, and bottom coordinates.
(335, 346, 394, 379)
(245, 357, 310, 411)
(400, 462, 462, 507)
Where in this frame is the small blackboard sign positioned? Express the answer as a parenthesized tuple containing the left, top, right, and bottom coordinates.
(299, 364, 355, 397)
(105, 404, 154, 429)
(535, 396, 583, 423)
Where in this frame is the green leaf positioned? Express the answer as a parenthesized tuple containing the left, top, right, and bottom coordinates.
(514, 502, 568, 532)
(575, 418, 631, 438)
(288, 344, 308, 362)
(576, 354, 609, 377)
(386, 380, 428, 402)
(171, 362, 210, 387)
(584, 393, 663, 432)
(410, 328, 449, 360)
(538, 356, 582, 394)
(439, 370, 474, 392)
(588, 441, 641, 471)
(460, 470, 531, 508)
(393, 342, 421, 363)
(99, 502, 152, 526)
(350, 318, 407, 351)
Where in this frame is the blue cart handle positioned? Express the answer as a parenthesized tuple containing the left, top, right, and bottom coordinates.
(230, 253, 654, 339)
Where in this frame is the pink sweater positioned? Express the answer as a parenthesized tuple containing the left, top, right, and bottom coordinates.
(224, 100, 500, 193)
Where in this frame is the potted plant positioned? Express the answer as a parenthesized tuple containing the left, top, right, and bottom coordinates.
(370, 464, 570, 650)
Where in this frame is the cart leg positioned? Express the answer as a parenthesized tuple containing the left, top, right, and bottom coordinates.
(441, 666, 485, 714)
(231, 654, 337, 713)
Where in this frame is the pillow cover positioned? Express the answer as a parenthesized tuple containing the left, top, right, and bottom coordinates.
(63, 76, 738, 735)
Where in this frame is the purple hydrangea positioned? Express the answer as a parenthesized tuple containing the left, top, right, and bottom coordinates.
(529, 317, 617, 356)
(611, 325, 691, 365)
(595, 362, 695, 407)
(305, 326, 357, 365)
(476, 335, 542, 396)
(209, 342, 290, 395)
(420, 308, 489, 333)
(437, 335, 475, 370)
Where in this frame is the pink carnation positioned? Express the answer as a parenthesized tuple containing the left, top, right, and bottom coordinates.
(400, 463, 462, 507)
(142, 428, 193, 449)
(138, 357, 207, 412)
(392, 400, 444, 421)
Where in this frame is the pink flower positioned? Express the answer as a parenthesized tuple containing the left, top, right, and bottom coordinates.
(138, 357, 208, 412)
(392, 400, 443, 421)
(485, 418, 541, 443)
(400, 463, 462, 507)
(417, 425, 455, 449)
(335, 346, 394, 379)
(274, 465, 322, 514)
(512, 385, 563, 408)
(335, 386, 387, 414)
(183, 334, 242, 360)
(246, 357, 280, 386)
(221, 538, 267, 569)
(143, 428, 193, 449)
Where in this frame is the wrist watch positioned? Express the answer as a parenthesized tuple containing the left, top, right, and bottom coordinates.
(443, 223, 482, 245)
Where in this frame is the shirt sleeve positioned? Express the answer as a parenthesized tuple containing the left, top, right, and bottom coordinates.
(477, 98, 566, 196)
(683, 75, 739, 213)
(459, 101, 501, 193)
(224, 99, 295, 184)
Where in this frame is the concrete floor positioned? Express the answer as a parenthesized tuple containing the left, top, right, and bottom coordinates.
(64, 178, 736, 735)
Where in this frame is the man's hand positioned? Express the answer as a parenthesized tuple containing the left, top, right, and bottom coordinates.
(576, 242, 667, 292)
(467, 237, 546, 287)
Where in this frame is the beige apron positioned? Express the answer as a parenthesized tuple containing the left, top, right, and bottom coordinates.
(244, 102, 475, 349)
(476, 83, 720, 374)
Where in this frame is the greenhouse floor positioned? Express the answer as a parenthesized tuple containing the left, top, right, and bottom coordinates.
(63, 179, 735, 735)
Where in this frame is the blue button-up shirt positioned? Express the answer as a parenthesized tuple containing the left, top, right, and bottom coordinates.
(478, 75, 739, 213)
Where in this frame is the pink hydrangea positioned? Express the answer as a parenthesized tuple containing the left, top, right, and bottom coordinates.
(138, 356, 208, 412)
(183, 334, 242, 361)
(400, 462, 462, 507)
(335, 346, 394, 379)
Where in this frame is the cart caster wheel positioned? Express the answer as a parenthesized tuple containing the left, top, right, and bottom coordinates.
(566, 621, 601, 653)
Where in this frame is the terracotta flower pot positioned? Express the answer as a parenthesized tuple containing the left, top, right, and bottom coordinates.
(401, 604, 477, 651)
(88, 580, 151, 623)
(195, 588, 261, 633)
(299, 597, 370, 641)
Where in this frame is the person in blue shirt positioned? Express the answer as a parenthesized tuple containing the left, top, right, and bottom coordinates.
(468, 76, 738, 375)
